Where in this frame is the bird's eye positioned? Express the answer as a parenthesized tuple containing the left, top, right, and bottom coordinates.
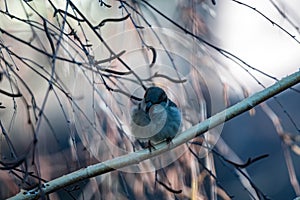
(159, 93, 167, 103)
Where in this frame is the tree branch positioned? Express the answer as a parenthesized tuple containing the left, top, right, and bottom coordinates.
(8, 70, 300, 200)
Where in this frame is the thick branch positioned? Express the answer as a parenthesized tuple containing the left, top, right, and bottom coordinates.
(8, 70, 300, 200)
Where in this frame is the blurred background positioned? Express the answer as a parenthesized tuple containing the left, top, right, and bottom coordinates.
(0, 0, 299, 199)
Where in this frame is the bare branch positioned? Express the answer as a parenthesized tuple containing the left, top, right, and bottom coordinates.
(8, 70, 300, 200)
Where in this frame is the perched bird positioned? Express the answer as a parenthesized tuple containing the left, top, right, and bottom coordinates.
(131, 86, 181, 145)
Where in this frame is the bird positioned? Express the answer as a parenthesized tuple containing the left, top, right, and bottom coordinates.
(130, 86, 181, 146)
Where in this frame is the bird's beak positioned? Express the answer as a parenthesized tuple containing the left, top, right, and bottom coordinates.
(145, 102, 152, 113)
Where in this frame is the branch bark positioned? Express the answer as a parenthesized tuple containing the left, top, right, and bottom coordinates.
(8, 70, 300, 200)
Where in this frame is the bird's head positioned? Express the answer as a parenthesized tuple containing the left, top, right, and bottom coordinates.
(144, 87, 168, 113)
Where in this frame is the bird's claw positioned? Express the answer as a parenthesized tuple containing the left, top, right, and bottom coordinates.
(146, 140, 156, 152)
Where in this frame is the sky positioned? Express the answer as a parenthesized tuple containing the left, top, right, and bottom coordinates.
(215, 0, 300, 90)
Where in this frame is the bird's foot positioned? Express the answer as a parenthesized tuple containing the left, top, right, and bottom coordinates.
(166, 137, 174, 148)
(146, 140, 156, 152)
